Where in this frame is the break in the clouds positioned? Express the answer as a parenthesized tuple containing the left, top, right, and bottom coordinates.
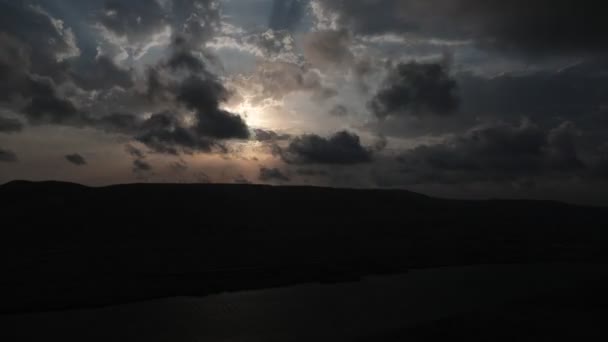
(1, 0, 608, 205)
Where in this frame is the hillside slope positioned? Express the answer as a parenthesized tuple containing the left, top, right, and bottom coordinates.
(1, 181, 607, 313)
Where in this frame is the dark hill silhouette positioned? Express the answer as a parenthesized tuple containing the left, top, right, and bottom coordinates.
(1, 181, 607, 314)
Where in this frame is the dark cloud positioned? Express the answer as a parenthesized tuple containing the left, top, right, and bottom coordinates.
(128, 142, 154, 174)
(313, 0, 608, 56)
(177, 75, 250, 140)
(125, 144, 146, 159)
(22, 78, 84, 126)
(458, 61, 608, 124)
(0, 116, 23, 133)
(174, 73, 225, 107)
(0, 6, 83, 127)
(135, 112, 216, 154)
(65, 154, 87, 166)
(269, 0, 306, 32)
(0, 33, 31, 102)
(369, 60, 608, 139)
(166, 49, 207, 73)
(254, 129, 291, 142)
(259, 167, 290, 182)
(133, 158, 152, 173)
(0, 20, 86, 127)
(0, 2, 78, 79)
(394, 120, 586, 185)
(99, 112, 219, 155)
(164, 35, 220, 73)
(282, 131, 373, 165)
(87, 54, 249, 154)
(370, 62, 459, 119)
(196, 108, 249, 140)
(86, 38, 250, 155)
(0, 148, 18, 162)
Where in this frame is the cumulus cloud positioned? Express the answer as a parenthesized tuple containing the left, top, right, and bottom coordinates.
(69, 30, 249, 155)
(134, 112, 216, 154)
(65, 154, 87, 166)
(177, 75, 249, 140)
(281, 131, 373, 165)
(0, 5, 89, 127)
(394, 120, 586, 185)
(370, 61, 459, 119)
(22, 76, 84, 126)
(0, 2, 79, 78)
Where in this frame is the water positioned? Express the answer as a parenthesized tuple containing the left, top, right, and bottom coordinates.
(1, 264, 605, 341)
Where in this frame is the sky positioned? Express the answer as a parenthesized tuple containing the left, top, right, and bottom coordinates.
(1, 0, 608, 204)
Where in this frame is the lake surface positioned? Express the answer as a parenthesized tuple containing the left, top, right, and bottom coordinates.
(1, 263, 606, 341)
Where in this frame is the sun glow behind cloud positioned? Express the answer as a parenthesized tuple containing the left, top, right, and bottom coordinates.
(223, 96, 281, 130)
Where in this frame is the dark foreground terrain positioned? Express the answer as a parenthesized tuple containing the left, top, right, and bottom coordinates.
(1, 181, 608, 314)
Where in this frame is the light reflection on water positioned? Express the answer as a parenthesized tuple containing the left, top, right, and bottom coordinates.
(1, 264, 604, 342)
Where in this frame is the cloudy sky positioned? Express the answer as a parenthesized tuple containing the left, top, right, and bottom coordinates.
(1, 0, 607, 204)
